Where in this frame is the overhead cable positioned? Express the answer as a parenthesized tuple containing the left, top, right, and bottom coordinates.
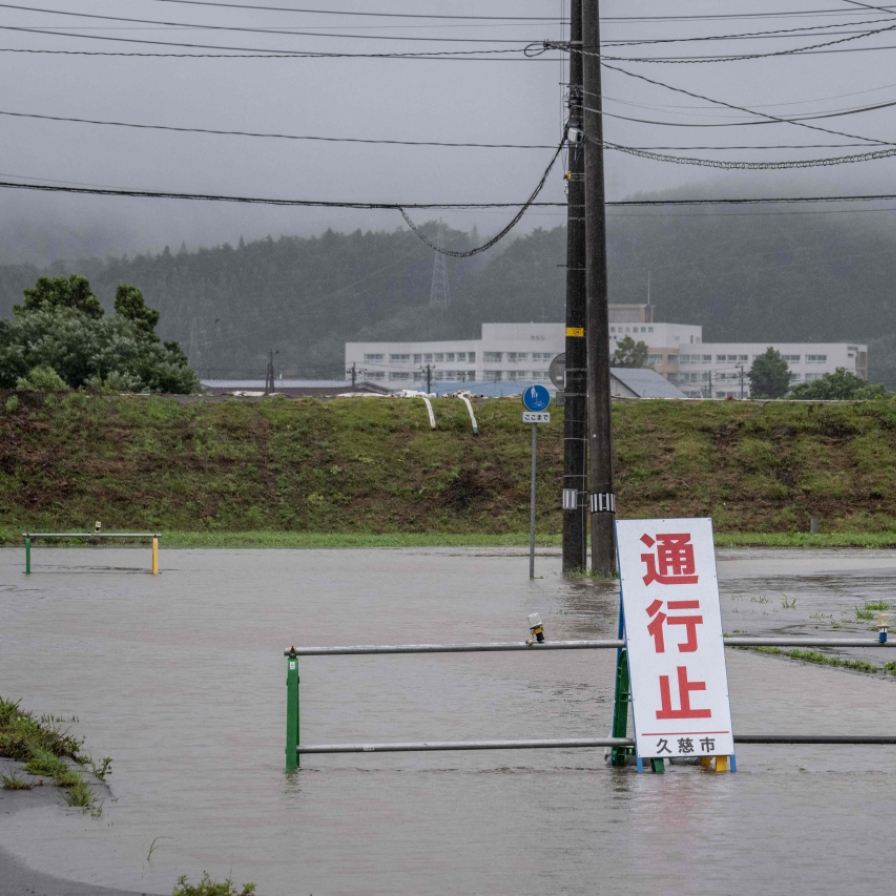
(5, 107, 890, 161)
(0, 140, 565, 257)
(0, 109, 555, 149)
(0, 4, 538, 43)
(540, 18, 896, 63)
(588, 95, 896, 129)
(596, 137, 896, 169)
(593, 61, 893, 147)
(7, 179, 896, 209)
(602, 14, 896, 48)
(0, 27, 547, 58)
(144, 0, 565, 21)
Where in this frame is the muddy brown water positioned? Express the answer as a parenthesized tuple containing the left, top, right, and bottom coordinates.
(1, 547, 895, 895)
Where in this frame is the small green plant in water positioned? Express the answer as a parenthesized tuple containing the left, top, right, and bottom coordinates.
(172, 873, 256, 896)
(856, 600, 890, 620)
(91, 756, 112, 781)
(1, 773, 33, 790)
(780, 595, 797, 609)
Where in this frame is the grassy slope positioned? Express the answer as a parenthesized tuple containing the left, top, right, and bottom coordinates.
(3, 393, 896, 541)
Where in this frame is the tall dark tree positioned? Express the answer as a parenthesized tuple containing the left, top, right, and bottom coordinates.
(612, 335, 649, 368)
(748, 347, 791, 398)
(16, 274, 104, 320)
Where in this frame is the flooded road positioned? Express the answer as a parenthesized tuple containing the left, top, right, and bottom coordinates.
(1, 546, 895, 895)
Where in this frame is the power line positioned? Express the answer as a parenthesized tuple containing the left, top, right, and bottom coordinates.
(602, 14, 896, 48)
(8, 178, 896, 208)
(598, 6, 896, 23)
(0, 26, 547, 58)
(596, 137, 896, 170)
(400, 142, 564, 257)
(144, 0, 566, 21)
(0, 4, 539, 43)
(0, 45, 559, 60)
(592, 62, 894, 147)
(542, 17, 896, 63)
(0, 108, 555, 149)
(588, 95, 896, 129)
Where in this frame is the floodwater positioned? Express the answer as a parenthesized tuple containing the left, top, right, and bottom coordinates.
(1, 546, 895, 896)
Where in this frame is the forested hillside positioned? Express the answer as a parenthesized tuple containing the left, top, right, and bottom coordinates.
(1, 207, 894, 385)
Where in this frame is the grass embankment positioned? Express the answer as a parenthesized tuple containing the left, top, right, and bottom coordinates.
(4, 392, 896, 542)
(0, 696, 110, 810)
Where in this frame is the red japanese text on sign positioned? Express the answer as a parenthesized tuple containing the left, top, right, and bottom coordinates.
(646, 599, 703, 653)
(640, 533, 699, 586)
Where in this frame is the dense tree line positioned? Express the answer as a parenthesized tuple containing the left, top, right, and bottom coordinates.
(0, 209, 893, 385)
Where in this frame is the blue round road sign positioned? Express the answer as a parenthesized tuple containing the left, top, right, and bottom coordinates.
(521, 383, 551, 412)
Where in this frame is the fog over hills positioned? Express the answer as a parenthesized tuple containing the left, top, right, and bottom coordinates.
(2, 186, 895, 388)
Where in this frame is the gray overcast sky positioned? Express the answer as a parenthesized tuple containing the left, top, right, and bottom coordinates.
(4, 0, 896, 260)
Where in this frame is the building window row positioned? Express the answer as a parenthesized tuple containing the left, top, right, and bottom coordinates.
(412, 351, 476, 364)
(806, 354, 827, 363)
(364, 353, 384, 363)
(680, 354, 713, 364)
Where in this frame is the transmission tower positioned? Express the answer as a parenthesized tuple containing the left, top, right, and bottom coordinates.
(429, 222, 450, 306)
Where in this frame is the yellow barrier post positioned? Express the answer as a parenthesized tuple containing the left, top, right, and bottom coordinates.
(151, 537, 159, 576)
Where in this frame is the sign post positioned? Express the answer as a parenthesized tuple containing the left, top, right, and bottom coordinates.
(615, 518, 735, 773)
(521, 385, 552, 580)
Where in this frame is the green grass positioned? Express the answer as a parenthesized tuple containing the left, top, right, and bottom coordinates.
(5, 529, 896, 550)
(1, 773, 33, 790)
(748, 646, 893, 675)
(172, 873, 255, 896)
(5, 394, 896, 538)
(0, 696, 104, 812)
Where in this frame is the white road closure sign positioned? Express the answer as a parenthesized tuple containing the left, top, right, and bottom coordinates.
(616, 518, 734, 760)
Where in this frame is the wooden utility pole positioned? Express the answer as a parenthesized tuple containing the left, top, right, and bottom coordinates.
(583, 0, 616, 576)
(562, 0, 588, 575)
(265, 350, 275, 394)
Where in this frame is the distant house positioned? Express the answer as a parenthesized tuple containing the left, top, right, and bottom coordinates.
(610, 367, 687, 400)
(200, 379, 391, 397)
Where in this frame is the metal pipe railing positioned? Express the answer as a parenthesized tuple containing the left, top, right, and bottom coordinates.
(22, 533, 162, 538)
(24, 533, 162, 575)
(296, 734, 896, 754)
(284, 637, 893, 656)
(284, 633, 893, 770)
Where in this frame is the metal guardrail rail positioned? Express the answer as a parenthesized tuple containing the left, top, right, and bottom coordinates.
(284, 637, 893, 656)
(23, 532, 162, 575)
(284, 631, 893, 769)
(296, 734, 896, 755)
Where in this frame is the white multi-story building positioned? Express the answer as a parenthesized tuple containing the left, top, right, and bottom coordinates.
(677, 342, 868, 399)
(345, 305, 868, 396)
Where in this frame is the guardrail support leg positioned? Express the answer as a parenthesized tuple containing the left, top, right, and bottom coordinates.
(610, 648, 631, 767)
(286, 648, 299, 771)
(25, 537, 31, 575)
(151, 538, 159, 576)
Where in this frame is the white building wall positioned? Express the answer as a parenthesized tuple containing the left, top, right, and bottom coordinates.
(677, 342, 868, 398)
(346, 321, 701, 386)
(346, 327, 868, 397)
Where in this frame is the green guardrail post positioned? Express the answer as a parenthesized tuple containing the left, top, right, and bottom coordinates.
(286, 647, 299, 771)
(610, 647, 632, 767)
(25, 536, 31, 575)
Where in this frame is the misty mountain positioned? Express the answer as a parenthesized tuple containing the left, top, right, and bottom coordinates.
(1, 206, 895, 385)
